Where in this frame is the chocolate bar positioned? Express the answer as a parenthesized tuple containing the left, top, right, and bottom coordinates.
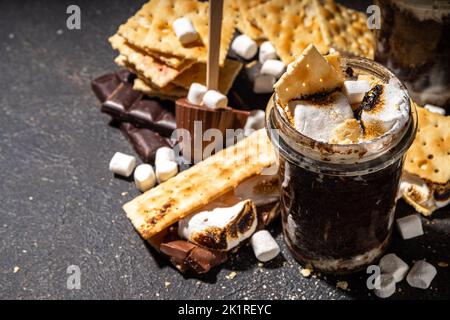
(128, 99, 176, 137)
(102, 82, 143, 120)
(120, 122, 174, 164)
(91, 73, 121, 103)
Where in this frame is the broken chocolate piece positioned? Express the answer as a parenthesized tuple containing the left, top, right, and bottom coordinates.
(129, 99, 176, 137)
(160, 240, 196, 261)
(185, 246, 228, 274)
(91, 73, 121, 103)
(102, 82, 143, 120)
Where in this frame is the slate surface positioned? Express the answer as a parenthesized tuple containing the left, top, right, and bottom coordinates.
(0, 0, 448, 300)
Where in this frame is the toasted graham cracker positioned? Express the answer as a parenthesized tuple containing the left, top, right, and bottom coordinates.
(109, 34, 194, 88)
(315, 0, 374, 59)
(123, 129, 276, 240)
(133, 77, 187, 100)
(118, 0, 236, 66)
(172, 59, 243, 94)
(404, 107, 450, 185)
(274, 44, 343, 106)
(251, 0, 328, 65)
(235, 0, 269, 40)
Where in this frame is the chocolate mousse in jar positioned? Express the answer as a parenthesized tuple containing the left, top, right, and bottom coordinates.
(266, 48, 417, 273)
(374, 0, 450, 110)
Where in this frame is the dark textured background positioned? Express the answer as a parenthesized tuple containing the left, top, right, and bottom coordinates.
(0, 0, 448, 300)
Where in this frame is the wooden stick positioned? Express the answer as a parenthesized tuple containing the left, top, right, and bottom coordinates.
(206, 0, 224, 91)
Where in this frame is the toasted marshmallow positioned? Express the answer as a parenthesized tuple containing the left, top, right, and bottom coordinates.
(260, 59, 285, 79)
(424, 104, 446, 115)
(234, 174, 279, 206)
(259, 41, 277, 64)
(231, 35, 258, 60)
(244, 110, 266, 136)
(291, 92, 354, 143)
(343, 80, 371, 104)
(379, 253, 409, 283)
(134, 164, 156, 192)
(406, 260, 437, 289)
(187, 83, 208, 105)
(202, 90, 228, 110)
(360, 79, 409, 137)
(172, 17, 198, 45)
(254, 74, 275, 94)
(109, 152, 136, 177)
(178, 200, 257, 251)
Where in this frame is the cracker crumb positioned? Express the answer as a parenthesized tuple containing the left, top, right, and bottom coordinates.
(258, 263, 264, 268)
(336, 281, 348, 290)
(164, 281, 171, 288)
(121, 192, 128, 196)
(225, 271, 237, 280)
(438, 262, 448, 267)
(300, 267, 312, 278)
(13, 266, 20, 273)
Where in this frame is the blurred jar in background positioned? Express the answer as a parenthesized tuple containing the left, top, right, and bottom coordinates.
(374, 0, 450, 110)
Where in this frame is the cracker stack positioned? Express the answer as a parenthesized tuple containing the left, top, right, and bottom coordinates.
(109, 0, 240, 100)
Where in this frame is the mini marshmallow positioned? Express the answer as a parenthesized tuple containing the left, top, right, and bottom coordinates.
(231, 34, 258, 60)
(396, 214, 424, 240)
(343, 80, 371, 104)
(156, 160, 178, 183)
(244, 110, 266, 136)
(260, 59, 285, 79)
(187, 82, 208, 105)
(379, 253, 409, 283)
(406, 260, 437, 289)
(172, 17, 198, 45)
(259, 41, 277, 64)
(253, 74, 275, 94)
(202, 90, 228, 110)
(374, 274, 396, 298)
(250, 230, 280, 262)
(134, 164, 156, 192)
(155, 147, 176, 166)
(424, 104, 446, 115)
(109, 152, 136, 177)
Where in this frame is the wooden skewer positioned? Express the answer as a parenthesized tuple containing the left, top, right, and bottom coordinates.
(206, 0, 224, 91)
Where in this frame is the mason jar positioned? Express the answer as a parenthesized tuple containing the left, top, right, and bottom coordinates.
(266, 57, 418, 273)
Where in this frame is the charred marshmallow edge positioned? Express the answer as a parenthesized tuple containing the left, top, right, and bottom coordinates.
(343, 80, 371, 104)
(373, 274, 396, 299)
(259, 41, 277, 64)
(187, 83, 208, 105)
(172, 17, 199, 45)
(379, 253, 409, 283)
(250, 230, 280, 262)
(134, 164, 156, 192)
(244, 110, 266, 136)
(254, 75, 275, 94)
(109, 152, 136, 177)
(396, 214, 424, 240)
(406, 260, 437, 289)
(424, 104, 446, 115)
(260, 59, 285, 79)
(155, 147, 178, 183)
(178, 200, 257, 251)
(231, 35, 258, 60)
(202, 90, 228, 110)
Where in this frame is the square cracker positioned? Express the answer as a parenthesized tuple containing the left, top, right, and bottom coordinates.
(404, 107, 450, 185)
(123, 129, 276, 240)
(235, 0, 269, 40)
(172, 59, 243, 94)
(109, 34, 194, 88)
(251, 0, 328, 65)
(133, 78, 188, 100)
(315, 0, 374, 59)
(118, 0, 236, 66)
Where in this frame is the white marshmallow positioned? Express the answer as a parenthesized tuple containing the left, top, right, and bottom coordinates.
(379, 253, 409, 283)
(360, 79, 409, 135)
(396, 214, 424, 240)
(244, 110, 266, 136)
(187, 82, 208, 105)
(406, 260, 437, 289)
(292, 92, 354, 143)
(259, 41, 277, 64)
(343, 80, 371, 104)
(172, 17, 198, 45)
(424, 104, 446, 115)
(155, 160, 178, 183)
(134, 164, 156, 192)
(178, 200, 257, 251)
(374, 274, 396, 298)
(155, 147, 176, 167)
(250, 230, 280, 262)
(109, 152, 136, 177)
(253, 74, 275, 94)
(260, 59, 285, 79)
(202, 90, 228, 110)
(231, 34, 258, 60)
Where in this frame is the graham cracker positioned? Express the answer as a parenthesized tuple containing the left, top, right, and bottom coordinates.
(109, 34, 194, 88)
(133, 77, 188, 100)
(118, 0, 236, 66)
(123, 129, 276, 240)
(315, 0, 374, 59)
(251, 0, 328, 65)
(404, 107, 450, 185)
(274, 44, 343, 105)
(172, 59, 243, 94)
